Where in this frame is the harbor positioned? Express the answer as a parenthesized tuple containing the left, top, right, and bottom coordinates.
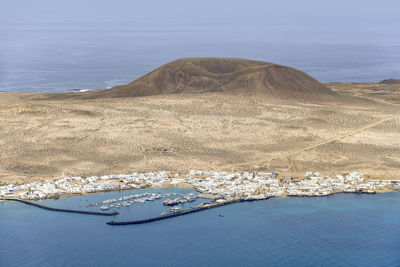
(1, 170, 399, 225)
(107, 199, 246, 225)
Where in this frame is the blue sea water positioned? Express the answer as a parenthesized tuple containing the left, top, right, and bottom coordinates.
(1, 18, 400, 266)
(1, 20, 400, 93)
(1, 189, 399, 266)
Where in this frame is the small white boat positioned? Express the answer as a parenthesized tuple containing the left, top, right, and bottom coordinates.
(185, 193, 197, 202)
(169, 206, 182, 213)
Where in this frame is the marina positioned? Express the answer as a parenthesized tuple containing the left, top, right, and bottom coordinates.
(107, 199, 246, 225)
(1, 170, 399, 226)
(87, 192, 183, 210)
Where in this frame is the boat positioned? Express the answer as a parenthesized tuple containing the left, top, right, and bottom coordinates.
(185, 193, 197, 202)
(122, 202, 131, 207)
(169, 206, 182, 213)
(163, 199, 179, 206)
(100, 206, 110, 210)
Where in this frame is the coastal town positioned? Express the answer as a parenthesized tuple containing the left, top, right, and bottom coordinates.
(1, 171, 399, 203)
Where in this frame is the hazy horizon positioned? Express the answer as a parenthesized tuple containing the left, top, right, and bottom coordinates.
(1, 0, 399, 92)
(2, 0, 399, 23)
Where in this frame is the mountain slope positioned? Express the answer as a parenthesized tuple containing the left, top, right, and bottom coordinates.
(46, 58, 369, 104)
(88, 58, 340, 102)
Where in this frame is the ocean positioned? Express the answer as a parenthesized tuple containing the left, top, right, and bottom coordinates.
(1, 20, 400, 266)
(1, 189, 399, 266)
(1, 21, 400, 93)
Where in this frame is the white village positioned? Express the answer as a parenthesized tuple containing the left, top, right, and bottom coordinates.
(1, 171, 399, 204)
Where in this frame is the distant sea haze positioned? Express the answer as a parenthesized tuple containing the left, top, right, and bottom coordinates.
(1, 22, 400, 93)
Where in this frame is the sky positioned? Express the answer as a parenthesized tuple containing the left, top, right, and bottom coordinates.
(2, 0, 399, 47)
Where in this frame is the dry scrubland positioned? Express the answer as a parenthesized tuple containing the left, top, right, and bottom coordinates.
(327, 82, 400, 105)
(0, 83, 399, 185)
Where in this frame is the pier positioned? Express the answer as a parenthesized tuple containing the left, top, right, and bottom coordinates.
(107, 198, 253, 225)
(2, 199, 119, 216)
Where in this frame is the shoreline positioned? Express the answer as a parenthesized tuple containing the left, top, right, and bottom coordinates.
(0, 184, 394, 203)
(2, 189, 397, 226)
(1, 170, 398, 202)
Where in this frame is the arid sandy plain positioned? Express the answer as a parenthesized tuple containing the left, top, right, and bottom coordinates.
(0, 82, 399, 186)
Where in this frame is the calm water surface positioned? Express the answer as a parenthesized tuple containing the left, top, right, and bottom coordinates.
(1, 21, 400, 92)
(1, 189, 399, 266)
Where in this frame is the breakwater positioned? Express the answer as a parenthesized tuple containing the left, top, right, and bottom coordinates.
(107, 198, 258, 225)
(2, 199, 119, 216)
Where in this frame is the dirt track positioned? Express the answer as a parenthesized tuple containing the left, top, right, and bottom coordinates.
(0, 82, 399, 185)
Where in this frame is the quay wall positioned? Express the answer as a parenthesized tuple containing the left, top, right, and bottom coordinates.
(2, 199, 119, 216)
(107, 198, 256, 225)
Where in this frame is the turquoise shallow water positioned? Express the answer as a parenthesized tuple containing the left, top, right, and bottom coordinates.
(1, 189, 399, 266)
